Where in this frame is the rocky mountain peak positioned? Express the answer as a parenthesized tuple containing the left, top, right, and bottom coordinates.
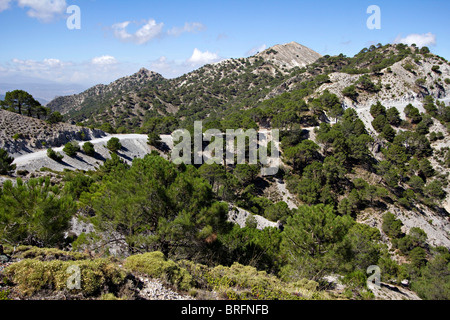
(257, 41, 322, 69)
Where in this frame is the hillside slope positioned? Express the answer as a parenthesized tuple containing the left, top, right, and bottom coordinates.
(0, 109, 106, 157)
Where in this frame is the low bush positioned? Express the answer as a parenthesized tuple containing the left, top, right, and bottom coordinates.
(15, 246, 89, 261)
(47, 148, 64, 162)
(4, 258, 126, 297)
(124, 251, 193, 291)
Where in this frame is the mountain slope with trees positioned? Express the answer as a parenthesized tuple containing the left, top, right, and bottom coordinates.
(1, 42, 450, 301)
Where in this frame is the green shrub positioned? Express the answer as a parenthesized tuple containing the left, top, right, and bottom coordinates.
(82, 142, 96, 157)
(106, 137, 122, 153)
(342, 85, 358, 101)
(47, 112, 63, 124)
(15, 246, 89, 261)
(47, 148, 64, 162)
(206, 263, 312, 300)
(16, 170, 29, 176)
(382, 212, 404, 239)
(0, 177, 76, 247)
(431, 65, 441, 73)
(63, 141, 80, 157)
(0, 148, 16, 175)
(0, 290, 10, 300)
(124, 252, 193, 291)
(4, 258, 126, 297)
(12, 133, 23, 140)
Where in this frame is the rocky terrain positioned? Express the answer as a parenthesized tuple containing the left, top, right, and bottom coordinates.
(256, 41, 322, 70)
(47, 68, 164, 116)
(0, 109, 106, 158)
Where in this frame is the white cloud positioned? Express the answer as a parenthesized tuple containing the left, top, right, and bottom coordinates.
(246, 44, 267, 56)
(167, 22, 206, 36)
(17, 0, 67, 22)
(148, 49, 223, 78)
(3, 56, 128, 86)
(91, 55, 118, 66)
(11, 58, 68, 71)
(0, 0, 12, 12)
(394, 32, 436, 48)
(187, 48, 220, 66)
(112, 19, 164, 45)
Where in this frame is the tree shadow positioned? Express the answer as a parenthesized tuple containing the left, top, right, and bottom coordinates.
(91, 153, 106, 162)
(154, 142, 170, 153)
(56, 159, 74, 168)
(116, 151, 133, 162)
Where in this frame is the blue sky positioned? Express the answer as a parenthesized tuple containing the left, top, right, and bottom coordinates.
(0, 0, 449, 100)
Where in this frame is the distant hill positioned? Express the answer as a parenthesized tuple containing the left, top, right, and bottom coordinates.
(47, 42, 322, 129)
(47, 68, 165, 117)
(47, 42, 450, 134)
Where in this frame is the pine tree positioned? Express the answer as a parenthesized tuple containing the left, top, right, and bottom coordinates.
(0, 148, 16, 175)
(0, 177, 76, 246)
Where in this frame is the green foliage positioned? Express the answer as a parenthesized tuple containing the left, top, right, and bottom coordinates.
(386, 107, 402, 127)
(233, 164, 259, 186)
(12, 133, 23, 140)
(370, 101, 386, 118)
(14, 246, 89, 261)
(408, 175, 425, 192)
(0, 177, 76, 247)
(357, 75, 381, 93)
(0, 148, 16, 175)
(424, 180, 446, 199)
(82, 142, 96, 157)
(217, 225, 283, 273)
(2, 90, 41, 117)
(381, 124, 396, 142)
(0, 290, 10, 300)
(87, 154, 229, 258)
(47, 111, 63, 124)
(106, 137, 122, 153)
(336, 224, 381, 274)
(63, 172, 95, 200)
(404, 104, 422, 124)
(4, 258, 126, 297)
(47, 148, 64, 162)
(281, 204, 353, 280)
(372, 115, 388, 133)
(63, 141, 81, 157)
(431, 65, 441, 73)
(264, 201, 292, 223)
(392, 131, 432, 158)
(147, 132, 162, 147)
(342, 85, 358, 101)
(382, 212, 404, 239)
(411, 253, 450, 300)
(207, 262, 306, 300)
(124, 251, 193, 291)
(283, 140, 320, 172)
(99, 123, 115, 134)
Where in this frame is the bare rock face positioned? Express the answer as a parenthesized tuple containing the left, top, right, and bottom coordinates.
(0, 109, 106, 157)
(227, 204, 279, 230)
(257, 41, 322, 69)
